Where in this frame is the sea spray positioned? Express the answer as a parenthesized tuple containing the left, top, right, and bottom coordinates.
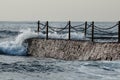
(48, 32, 68, 39)
(38, 31, 84, 39)
(0, 28, 84, 56)
(0, 29, 38, 56)
(48, 32, 84, 40)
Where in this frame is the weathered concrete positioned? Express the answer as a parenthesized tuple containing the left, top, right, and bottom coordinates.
(27, 38, 120, 61)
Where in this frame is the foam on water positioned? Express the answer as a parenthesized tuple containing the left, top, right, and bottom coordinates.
(0, 56, 119, 80)
(39, 32, 84, 40)
(0, 28, 84, 56)
(0, 29, 38, 56)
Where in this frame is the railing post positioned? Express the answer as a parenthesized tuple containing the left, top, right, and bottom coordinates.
(46, 21, 49, 40)
(118, 21, 120, 43)
(68, 21, 71, 40)
(37, 20, 40, 32)
(84, 21, 87, 37)
(92, 21, 94, 42)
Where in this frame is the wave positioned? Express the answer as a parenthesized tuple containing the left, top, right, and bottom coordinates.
(0, 30, 20, 39)
(0, 29, 38, 56)
(0, 28, 84, 56)
(0, 30, 19, 35)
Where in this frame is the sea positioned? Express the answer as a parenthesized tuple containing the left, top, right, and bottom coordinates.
(0, 21, 119, 80)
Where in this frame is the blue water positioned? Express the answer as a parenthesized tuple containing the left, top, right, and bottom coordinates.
(0, 21, 119, 80)
(0, 55, 120, 80)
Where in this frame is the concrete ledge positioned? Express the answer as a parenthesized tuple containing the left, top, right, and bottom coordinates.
(27, 38, 120, 61)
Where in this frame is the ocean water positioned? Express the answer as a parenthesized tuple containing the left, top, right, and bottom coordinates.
(0, 21, 119, 80)
(0, 55, 120, 80)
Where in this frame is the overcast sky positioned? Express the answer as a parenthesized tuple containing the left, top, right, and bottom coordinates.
(0, 0, 119, 21)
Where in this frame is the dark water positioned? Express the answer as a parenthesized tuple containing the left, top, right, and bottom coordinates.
(0, 55, 120, 80)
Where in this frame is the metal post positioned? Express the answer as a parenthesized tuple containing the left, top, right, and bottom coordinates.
(92, 21, 94, 42)
(68, 21, 71, 40)
(37, 20, 40, 32)
(85, 21, 87, 37)
(118, 21, 120, 43)
(46, 21, 49, 40)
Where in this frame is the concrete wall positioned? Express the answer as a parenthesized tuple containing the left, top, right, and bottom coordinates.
(27, 38, 120, 61)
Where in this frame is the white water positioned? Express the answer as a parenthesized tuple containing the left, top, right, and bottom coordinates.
(0, 55, 120, 80)
(39, 32, 84, 40)
(0, 29, 38, 55)
(0, 28, 84, 56)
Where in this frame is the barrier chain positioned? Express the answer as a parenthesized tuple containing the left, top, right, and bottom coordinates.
(37, 20, 120, 42)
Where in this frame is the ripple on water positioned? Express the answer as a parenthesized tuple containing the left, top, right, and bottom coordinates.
(0, 61, 65, 73)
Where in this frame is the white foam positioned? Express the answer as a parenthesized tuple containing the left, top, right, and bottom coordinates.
(0, 29, 84, 56)
(48, 32, 68, 39)
(39, 32, 84, 40)
(0, 29, 38, 55)
(71, 32, 84, 40)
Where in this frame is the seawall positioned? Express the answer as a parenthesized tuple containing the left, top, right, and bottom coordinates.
(27, 38, 120, 61)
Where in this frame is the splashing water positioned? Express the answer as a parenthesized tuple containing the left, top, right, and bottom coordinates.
(40, 32, 84, 40)
(0, 29, 38, 56)
(0, 28, 84, 56)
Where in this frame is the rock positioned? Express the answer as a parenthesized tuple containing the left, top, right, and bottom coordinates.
(26, 38, 120, 61)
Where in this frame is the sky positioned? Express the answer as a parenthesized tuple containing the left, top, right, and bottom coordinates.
(0, 0, 120, 21)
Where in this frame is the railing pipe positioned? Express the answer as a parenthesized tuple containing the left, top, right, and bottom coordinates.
(37, 20, 40, 32)
(118, 21, 120, 43)
(84, 21, 87, 37)
(68, 21, 71, 40)
(92, 21, 94, 42)
(46, 21, 49, 40)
